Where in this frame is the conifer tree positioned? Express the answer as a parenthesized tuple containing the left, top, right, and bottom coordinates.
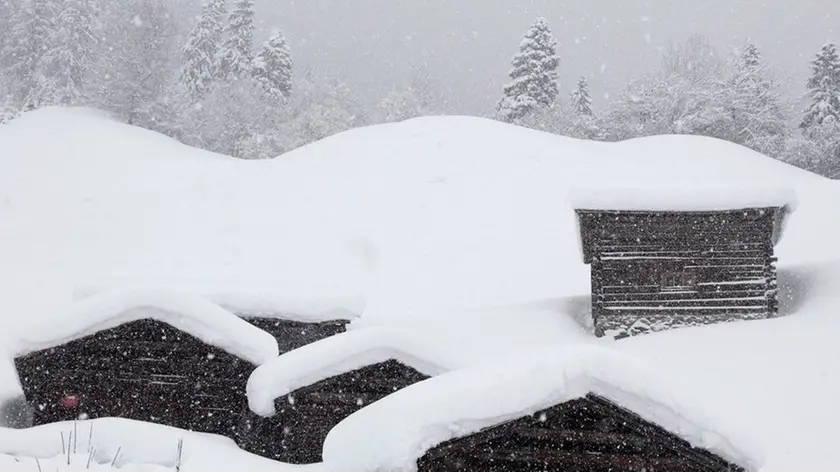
(39, 0, 100, 105)
(3, 0, 57, 106)
(801, 43, 840, 131)
(570, 77, 593, 116)
(252, 30, 293, 103)
(724, 42, 788, 156)
(180, 0, 226, 101)
(497, 17, 559, 123)
(96, 0, 178, 127)
(218, 0, 255, 81)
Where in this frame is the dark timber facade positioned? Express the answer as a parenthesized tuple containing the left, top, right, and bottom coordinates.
(576, 207, 787, 338)
(418, 394, 744, 472)
(241, 360, 429, 464)
(13, 317, 345, 458)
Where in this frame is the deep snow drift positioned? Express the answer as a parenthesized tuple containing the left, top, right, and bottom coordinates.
(2, 108, 840, 471)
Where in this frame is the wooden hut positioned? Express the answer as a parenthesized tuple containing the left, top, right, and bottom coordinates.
(419, 393, 743, 471)
(15, 318, 264, 436)
(244, 327, 458, 463)
(10, 291, 350, 451)
(321, 345, 750, 472)
(574, 191, 794, 338)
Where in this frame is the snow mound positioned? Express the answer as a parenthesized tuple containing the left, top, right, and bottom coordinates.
(322, 344, 755, 472)
(1, 107, 835, 327)
(0, 418, 319, 472)
(247, 326, 462, 417)
(9, 289, 279, 366)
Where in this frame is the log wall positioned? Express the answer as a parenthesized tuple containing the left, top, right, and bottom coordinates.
(418, 394, 744, 472)
(577, 208, 782, 338)
(240, 359, 429, 464)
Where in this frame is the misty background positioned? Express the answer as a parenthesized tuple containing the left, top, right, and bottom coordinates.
(252, 0, 839, 113)
(1, 0, 839, 174)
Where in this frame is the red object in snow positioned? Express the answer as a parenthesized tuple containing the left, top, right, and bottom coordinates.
(59, 395, 80, 408)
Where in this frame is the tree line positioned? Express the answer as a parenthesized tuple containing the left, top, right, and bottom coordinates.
(1, 4, 838, 177)
(498, 19, 840, 178)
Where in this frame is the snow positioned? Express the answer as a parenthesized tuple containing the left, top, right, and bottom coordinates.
(568, 185, 797, 213)
(3, 107, 840, 470)
(7, 289, 279, 367)
(0, 419, 321, 472)
(247, 326, 463, 417)
(322, 344, 756, 472)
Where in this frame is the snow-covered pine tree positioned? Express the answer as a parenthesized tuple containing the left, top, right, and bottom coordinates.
(570, 77, 593, 116)
(39, 0, 100, 105)
(721, 42, 788, 156)
(252, 30, 293, 103)
(95, 0, 179, 127)
(217, 0, 255, 81)
(496, 17, 559, 123)
(2, 0, 57, 107)
(180, 0, 226, 101)
(801, 43, 840, 131)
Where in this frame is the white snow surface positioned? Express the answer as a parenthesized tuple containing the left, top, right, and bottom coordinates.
(247, 326, 463, 416)
(322, 345, 756, 472)
(0, 419, 320, 472)
(3, 108, 840, 470)
(1, 107, 833, 331)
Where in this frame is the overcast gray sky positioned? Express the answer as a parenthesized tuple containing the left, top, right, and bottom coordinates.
(251, 0, 839, 114)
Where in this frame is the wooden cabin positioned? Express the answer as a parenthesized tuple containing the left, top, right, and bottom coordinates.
(13, 311, 346, 453)
(418, 393, 744, 471)
(575, 205, 790, 338)
(14, 319, 257, 435)
(243, 359, 429, 463)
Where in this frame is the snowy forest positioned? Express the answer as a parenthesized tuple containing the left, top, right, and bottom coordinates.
(1, 1, 838, 176)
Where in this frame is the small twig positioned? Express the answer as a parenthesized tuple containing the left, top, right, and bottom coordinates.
(110, 446, 122, 467)
(35, 457, 42, 472)
(86, 447, 95, 470)
(66, 430, 72, 465)
(87, 423, 94, 453)
(175, 437, 184, 472)
(73, 421, 78, 454)
(60, 432, 65, 456)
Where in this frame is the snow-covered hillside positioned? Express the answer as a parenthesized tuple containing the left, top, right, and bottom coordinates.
(2, 108, 840, 471)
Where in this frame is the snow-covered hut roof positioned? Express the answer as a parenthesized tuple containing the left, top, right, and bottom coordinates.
(247, 326, 462, 417)
(10, 289, 280, 366)
(322, 345, 755, 472)
(568, 186, 798, 213)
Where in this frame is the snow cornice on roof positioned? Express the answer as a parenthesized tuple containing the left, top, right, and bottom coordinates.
(247, 326, 462, 417)
(322, 345, 758, 472)
(11, 289, 280, 366)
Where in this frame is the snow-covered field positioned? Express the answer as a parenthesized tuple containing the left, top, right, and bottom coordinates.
(2, 107, 840, 471)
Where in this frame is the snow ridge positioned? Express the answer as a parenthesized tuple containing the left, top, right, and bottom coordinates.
(247, 326, 462, 417)
(10, 289, 280, 366)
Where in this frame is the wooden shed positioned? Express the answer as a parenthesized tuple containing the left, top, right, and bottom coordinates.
(11, 291, 347, 456)
(418, 394, 744, 472)
(244, 327, 456, 463)
(574, 196, 793, 338)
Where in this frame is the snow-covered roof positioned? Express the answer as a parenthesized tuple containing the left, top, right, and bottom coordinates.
(568, 186, 798, 213)
(10, 289, 280, 366)
(247, 326, 462, 416)
(322, 345, 755, 472)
